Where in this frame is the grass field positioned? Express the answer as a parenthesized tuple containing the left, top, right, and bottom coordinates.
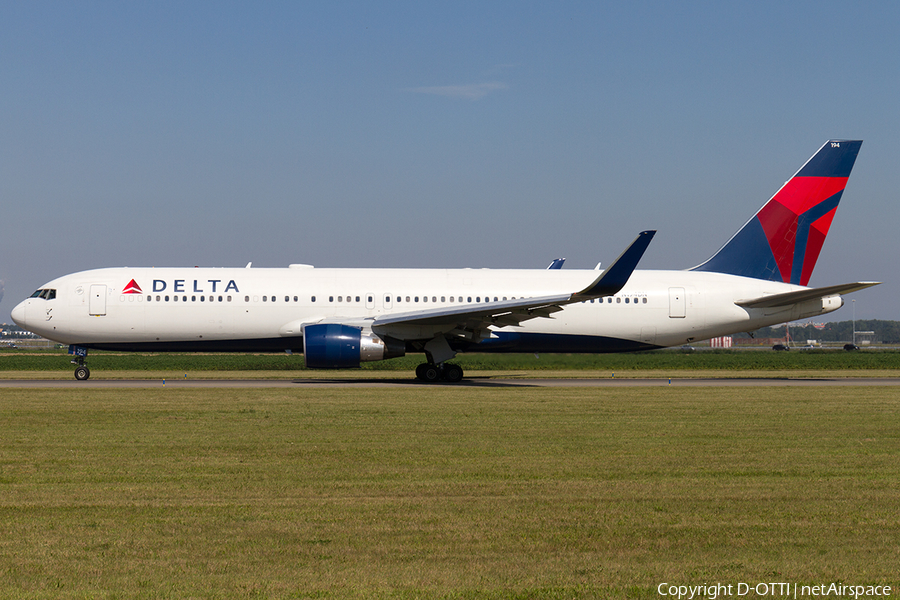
(2, 349, 900, 380)
(1, 386, 898, 598)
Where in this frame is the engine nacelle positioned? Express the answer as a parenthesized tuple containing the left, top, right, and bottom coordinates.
(302, 323, 405, 369)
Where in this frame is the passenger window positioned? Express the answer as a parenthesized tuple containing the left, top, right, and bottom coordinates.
(311, 296, 316, 302)
(165, 296, 170, 302)
(263, 296, 267, 302)
(329, 296, 334, 302)
(245, 296, 250, 302)
(441, 296, 445, 302)
(643, 298, 647, 304)
(616, 297, 621, 303)
(201, 296, 206, 302)
(355, 296, 360, 303)
(625, 298, 629, 304)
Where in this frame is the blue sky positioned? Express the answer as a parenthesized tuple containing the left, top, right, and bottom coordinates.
(2, 1, 898, 320)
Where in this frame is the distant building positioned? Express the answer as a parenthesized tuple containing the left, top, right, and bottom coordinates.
(855, 331, 876, 345)
(710, 336, 733, 348)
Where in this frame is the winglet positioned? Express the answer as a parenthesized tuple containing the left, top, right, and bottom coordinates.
(574, 230, 656, 298)
(547, 258, 566, 270)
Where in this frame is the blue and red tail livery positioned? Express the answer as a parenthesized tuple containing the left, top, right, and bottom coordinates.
(692, 140, 862, 285)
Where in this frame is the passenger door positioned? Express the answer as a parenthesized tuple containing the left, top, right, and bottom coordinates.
(89, 285, 107, 316)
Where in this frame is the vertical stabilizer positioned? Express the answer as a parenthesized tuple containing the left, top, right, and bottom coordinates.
(692, 140, 862, 285)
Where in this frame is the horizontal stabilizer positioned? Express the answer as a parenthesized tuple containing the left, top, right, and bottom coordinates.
(574, 231, 656, 298)
(736, 282, 880, 309)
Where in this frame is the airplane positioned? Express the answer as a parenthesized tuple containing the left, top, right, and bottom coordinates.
(11, 140, 879, 382)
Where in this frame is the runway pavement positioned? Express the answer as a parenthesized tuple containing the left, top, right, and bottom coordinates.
(2, 377, 900, 388)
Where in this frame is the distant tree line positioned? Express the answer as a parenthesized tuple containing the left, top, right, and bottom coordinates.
(735, 320, 900, 344)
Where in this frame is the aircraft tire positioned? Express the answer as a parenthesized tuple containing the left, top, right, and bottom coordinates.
(421, 364, 441, 383)
(74, 366, 90, 381)
(441, 364, 463, 383)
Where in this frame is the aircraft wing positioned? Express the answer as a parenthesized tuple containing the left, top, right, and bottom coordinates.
(736, 281, 881, 309)
(368, 231, 656, 338)
(372, 293, 572, 330)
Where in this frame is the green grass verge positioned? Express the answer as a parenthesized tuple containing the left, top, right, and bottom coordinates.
(1, 387, 898, 598)
(2, 348, 900, 375)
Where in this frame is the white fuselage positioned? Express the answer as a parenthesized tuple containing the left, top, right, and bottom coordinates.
(11, 265, 842, 354)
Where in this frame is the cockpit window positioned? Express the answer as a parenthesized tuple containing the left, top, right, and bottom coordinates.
(30, 289, 57, 300)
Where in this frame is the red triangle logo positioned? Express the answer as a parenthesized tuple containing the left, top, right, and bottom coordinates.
(123, 279, 143, 294)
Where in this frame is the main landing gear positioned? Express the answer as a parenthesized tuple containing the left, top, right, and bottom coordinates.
(415, 362, 464, 383)
(69, 345, 90, 380)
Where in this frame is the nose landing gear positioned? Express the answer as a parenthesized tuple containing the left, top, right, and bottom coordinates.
(68, 345, 90, 380)
(74, 364, 91, 381)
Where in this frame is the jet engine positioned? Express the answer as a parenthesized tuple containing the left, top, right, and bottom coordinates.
(302, 323, 405, 368)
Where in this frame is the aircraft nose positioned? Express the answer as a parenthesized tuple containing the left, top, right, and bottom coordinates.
(11, 300, 27, 328)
